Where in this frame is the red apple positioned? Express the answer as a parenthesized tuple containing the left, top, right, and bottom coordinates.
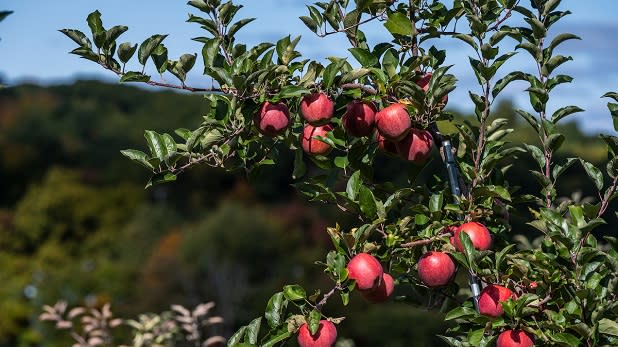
(301, 124, 334, 156)
(396, 128, 434, 163)
(416, 72, 448, 105)
(361, 273, 394, 303)
(347, 253, 383, 291)
(254, 101, 290, 137)
(300, 92, 334, 125)
(478, 284, 514, 318)
(297, 320, 337, 347)
(375, 132, 398, 155)
(451, 222, 492, 252)
(375, 103, 411, 141)
(417, 251, 456, 287)
(342, 100, 376, 137)
(497, 329, 534, 347)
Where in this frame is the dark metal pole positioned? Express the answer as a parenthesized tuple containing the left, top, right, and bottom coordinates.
(430, 125, 481, 312)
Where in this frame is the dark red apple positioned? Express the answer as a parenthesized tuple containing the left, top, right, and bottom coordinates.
(342, 100, 376, 137)
(451, 222, 492, 252)
(361, 273, 394, 303)
(478, 284, 514, 318)
(396, 128, 434, 163)
(496, 329, 534, 347)
(417, 72, 448, 105)
(347, 253, 383, 291)
(301, 124, 334, 156)
(297, 320, 337, 347)
(254, 101, 290, 137)
(417, 251, 456, 287)
(375, 132, 398, 155)
(375, 103, 411, 141)
(300, 92, 334, 125)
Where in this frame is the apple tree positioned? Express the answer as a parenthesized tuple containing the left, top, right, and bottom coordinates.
(59, 0, 618, 346)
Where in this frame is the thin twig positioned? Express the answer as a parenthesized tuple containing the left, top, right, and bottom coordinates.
(317, 11, 386, 38)
(315, 284, 343, 311)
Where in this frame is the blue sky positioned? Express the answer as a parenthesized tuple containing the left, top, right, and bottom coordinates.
(1, 0, 617, 134)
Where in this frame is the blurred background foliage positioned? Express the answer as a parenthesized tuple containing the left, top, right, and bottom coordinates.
(0, 81, 614, 347)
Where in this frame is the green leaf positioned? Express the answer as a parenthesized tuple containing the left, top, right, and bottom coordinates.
(245, 317, 262, 344)
(118, 42, 137, 63)
(279, 85, 310, 98)
(429, 192, 443, 213)
(299, 16, 318, 33)
(120, 71, 150, 83)
(146, 172, 177, 188)
(144, 130, 169, 161)
(348, 48, 378, 67)
(0, 11, 13, 23)
(552, 157, 577, 180)
(603, 91, 618, 103)
(138, 34, 168, 65)
(120, 149, 154, 170)
(453, 34, 478, 50)
(359, 186, 378, 219)
(87, 10, 105, 48)
(265, 292, 286, 328)
(384, 12, 413, 36)
(459, 231, 475, 270)
(308, 309, 321, 335)
(551, 105, 583, 123)
(547, 33, 580, 54)
(525, 17, 546, 39)
(228, 18, 256, 37)
(262, 330, 292, 347)
(346, 170, 362, 201)
(599, 318, 618, 337)
(524, 144, 546, 170)
(340, 68, 370, 84)
(543, 55, 572, 76)
(550, 332, 581, 346)
(105, 25, 128, 47)
(283, 284, 306, 301)
(322, 59, 346, 88)
(546, 133, 565, 152)
(59, 29, 92, 49)
(580, 159, 604, 191)
(228, 326, 247, 346)
(444, 306, 477, 321)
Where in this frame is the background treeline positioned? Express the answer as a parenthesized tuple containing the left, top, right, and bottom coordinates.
(0, 81, 613, 347)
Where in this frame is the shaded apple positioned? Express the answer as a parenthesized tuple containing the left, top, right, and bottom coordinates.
(375, 103, 411, 141)
(254, 101, 290, 137)
(361, 273, 394, 303)
(297, 320, 337, 347)
(375, 132, 398, 155)
(451, 222, 492, 252)
(417, 251, 456, 287)
(497, 329, 534, 347)
(301, 124, 334, 156)
(396, 128, 434, 163)
(478, 284, 514, 318)
(347, 253, 383, 291)
(342, 100, 377, 137)
(300, 92, 334, 125)
(417, 72, 448, 105)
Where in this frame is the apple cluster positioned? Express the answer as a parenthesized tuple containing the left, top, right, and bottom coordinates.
(253, 73, 443, 163)
(295, 209, 533, 345)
